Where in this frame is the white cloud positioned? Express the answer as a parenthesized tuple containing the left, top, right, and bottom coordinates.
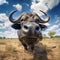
(55, 32, 60, 36)
(31, 0, 60, 16)
(13, 4, 22, 11)
(0, 32, 4, 37)
(0, 27, 18, 38)
(0, 0, 8, 5)
(0, 23, 4, 28)
(56, 29, 60, 32)
(54, 16, 60, 23)
(46, 0, 60, 9)
(0, 13, 8, 21)
(55, 20, 60, 23)
(55, 28, 60, 36)
(42, 23, 60, 37)
(4, 27, 18, 38)
(0, 13, 18, 38)
(4, 21, 13, 27)
(47, 24, 59, 31)
(31, 2, 48, 16)
(0, 13, 12, 28)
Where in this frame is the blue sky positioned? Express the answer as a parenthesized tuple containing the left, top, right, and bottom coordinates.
(0, 0, 60, 38)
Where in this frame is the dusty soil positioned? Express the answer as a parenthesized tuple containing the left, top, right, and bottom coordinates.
(0, 38, 60, 60)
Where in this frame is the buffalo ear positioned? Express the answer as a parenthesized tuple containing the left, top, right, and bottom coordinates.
(11, 23, 21, 30)
(39, 24, 47, 30)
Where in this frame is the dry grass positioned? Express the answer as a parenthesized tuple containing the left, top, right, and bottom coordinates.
(0, 38, 60, 60)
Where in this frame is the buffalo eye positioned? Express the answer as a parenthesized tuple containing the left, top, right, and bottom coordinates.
(39, 24, 47, 30)
(20, 19, 24, 22)
(24, 25, 28, 29)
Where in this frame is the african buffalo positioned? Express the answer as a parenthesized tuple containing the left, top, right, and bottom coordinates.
(9, 10, 50, 51)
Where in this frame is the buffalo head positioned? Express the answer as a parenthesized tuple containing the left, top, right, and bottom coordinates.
(9, 10, 50, 50)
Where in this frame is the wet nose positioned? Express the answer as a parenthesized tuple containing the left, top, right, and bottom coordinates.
(23, 24, 40, 34)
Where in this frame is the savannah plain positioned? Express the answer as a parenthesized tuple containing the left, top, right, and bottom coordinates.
(0, 38, 60, 60)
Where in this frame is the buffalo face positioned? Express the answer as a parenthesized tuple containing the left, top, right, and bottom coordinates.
(9, 10, 50, 50)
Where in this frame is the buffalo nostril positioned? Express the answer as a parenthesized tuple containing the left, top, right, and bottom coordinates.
(24, 25, 28, 29)
(35, 26, 39, 30)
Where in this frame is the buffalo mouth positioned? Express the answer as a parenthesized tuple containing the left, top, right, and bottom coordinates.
(21, 35, 42, 43)
(27, 38, 37, 44)
(21, 36, 39, 45)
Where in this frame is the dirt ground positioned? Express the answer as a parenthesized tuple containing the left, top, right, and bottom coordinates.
(0, 38, 60, 60)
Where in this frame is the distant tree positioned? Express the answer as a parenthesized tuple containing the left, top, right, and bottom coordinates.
(0, 36, 6, 39)
(0, 37, 2, 39)
(48, 31, 56, 38)
(3, 37, 6, 39)
(55, 36, 60, 38)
